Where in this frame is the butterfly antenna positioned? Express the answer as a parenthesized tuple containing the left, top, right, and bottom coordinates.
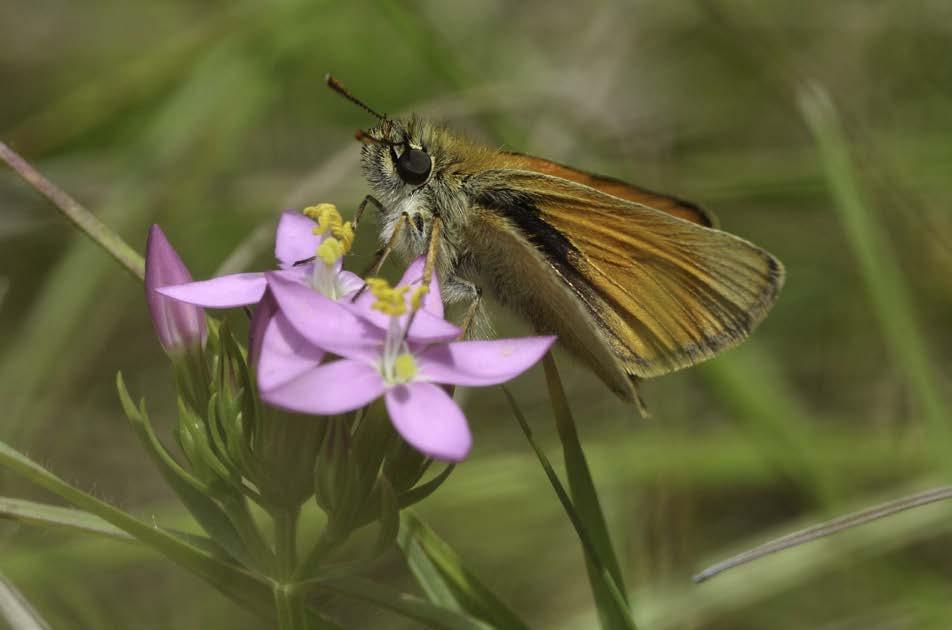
(325, 74, 387, 121)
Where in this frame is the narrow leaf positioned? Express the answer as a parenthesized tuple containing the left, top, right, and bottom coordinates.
(0, 437, 274, 620)
(505, 386, 637, 630)
(542, 354, 628, 597)
(308, 576, 493, 630)
(117, 372, 256, 569)
(0, 571, 51, 630)
(398, 511, 530, 630)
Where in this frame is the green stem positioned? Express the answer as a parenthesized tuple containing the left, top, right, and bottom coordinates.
(274, 582, 309, 630)
(274, 508, 300, 580)
(0, 141, 144, 280)
(272, 508, 309, 629)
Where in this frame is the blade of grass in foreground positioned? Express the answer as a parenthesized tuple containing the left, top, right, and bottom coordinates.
(0, 571, 50, 630)
(799, 82, 952, 462)
(398, 511, 530, 630)
(505, 385, 637, 630)
(542, 354, 633, 628)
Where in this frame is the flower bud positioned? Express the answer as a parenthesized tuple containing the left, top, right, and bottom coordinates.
(145, 225, 207, 354)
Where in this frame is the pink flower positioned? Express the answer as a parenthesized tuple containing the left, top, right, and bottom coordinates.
(145, 225, 207, 353)
(260, 262, 555, 462)
(156, 211, 363, 308)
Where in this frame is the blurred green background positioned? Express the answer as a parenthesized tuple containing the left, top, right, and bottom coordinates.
(2, 1, 951, 628)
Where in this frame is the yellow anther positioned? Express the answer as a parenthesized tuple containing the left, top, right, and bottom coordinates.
(316, 237, 344, 265)
(410, 285, 429, 312)
(365, 277, 409, 316)
(303, 203, 343, 237)
(332, 221, 355, 253)
(393, 353, 418, 383)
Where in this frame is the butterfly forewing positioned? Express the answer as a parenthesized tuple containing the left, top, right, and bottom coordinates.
(497, 152, 718, 228)
(482, 171, 784, 378)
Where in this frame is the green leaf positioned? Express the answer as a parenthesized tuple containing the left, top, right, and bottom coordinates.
(117, 372, 257, 569)
(372, 476, 400, 558)
(398, 463, 455, 509)
(0, 436, 274, 620)
(505, 386, 637, 630)
(306, 576, 493, 630)
(0, 496, 133, 543)
(0, 496, 230, 559)
(539, 356, 635, 630)
(398, 511, 530, 630)
(0, 570, 51, 630)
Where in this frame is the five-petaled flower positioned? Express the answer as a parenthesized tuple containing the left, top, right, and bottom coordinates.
(261, 262, 555, 462)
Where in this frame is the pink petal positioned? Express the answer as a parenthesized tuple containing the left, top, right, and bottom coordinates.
(417, 336, 556, 386)
(261, 359, 384, 415)
(337, 271, 365, 297)
(346, 287, 459, 342)
(275, 211, 320, 268)
(398, 256, 443, 317)
(252, 300, 325, 391)
(266, 271, 382, 360)
(145, 225, 206, 352)
(157, 273, 267, 308)
(385, 382, 471, 461)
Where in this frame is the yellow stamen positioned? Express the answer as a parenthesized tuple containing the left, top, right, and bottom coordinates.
(332, 220, 355, 252)
(409, 285, 429, 312)
(393, 353, 418, 382)
(366, 277, 409, 316)
(316, 237, 344, 265)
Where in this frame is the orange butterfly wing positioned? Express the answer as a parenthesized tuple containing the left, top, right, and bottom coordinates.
(477, 170, 783, 378)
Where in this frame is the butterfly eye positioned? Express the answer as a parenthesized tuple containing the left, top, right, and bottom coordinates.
(392, 144, 432, 186)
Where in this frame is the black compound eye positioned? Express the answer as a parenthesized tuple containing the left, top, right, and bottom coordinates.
(393, 145, 432, 186)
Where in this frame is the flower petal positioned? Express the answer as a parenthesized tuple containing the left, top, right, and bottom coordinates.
(337, 270, 364, 297)
(275, 211, 320, 268)
(385, 382, 471, 461)
(157, 273, 267, 308)
(398, 256, 443, 317)
(145, 225, 207, 352)
(417, 336, 557, 386)
(266, 271, 382, 359)
(261, 359, 384, 415)
(346, 289, 459, 342)
(251, 293, 325, 391)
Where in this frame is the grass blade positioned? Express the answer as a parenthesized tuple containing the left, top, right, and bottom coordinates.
(0, 572, 51, 630)
(398, 511, 531, 630)
(307, 576, 493, 630)
(541, 354, 634, 629)
(504, 386, 637, 630)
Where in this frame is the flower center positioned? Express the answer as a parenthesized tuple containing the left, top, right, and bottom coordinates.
(392, 353, 418, 383)
(370, 278, 430, 386)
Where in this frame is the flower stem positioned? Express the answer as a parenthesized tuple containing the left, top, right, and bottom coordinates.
(274, 508, 300, 580)
(274, 582, 309, 630)
(273, 507, 309, 629)
(0, 140, 145, 280)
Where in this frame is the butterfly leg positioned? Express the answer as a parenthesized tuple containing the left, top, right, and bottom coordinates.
(352, 194, 385, 231)
(351, 212, 409, 302)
